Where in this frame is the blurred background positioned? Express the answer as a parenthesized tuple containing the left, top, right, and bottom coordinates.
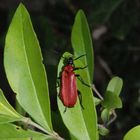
(0, 0, 140, 140)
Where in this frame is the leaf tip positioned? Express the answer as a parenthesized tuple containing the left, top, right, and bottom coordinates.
(76, 9, 86, 17)
(17, 2, 27, 13)
(18, 2, 25, 8)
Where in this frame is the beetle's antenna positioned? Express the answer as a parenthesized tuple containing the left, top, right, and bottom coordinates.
(74, 54, 86, 61)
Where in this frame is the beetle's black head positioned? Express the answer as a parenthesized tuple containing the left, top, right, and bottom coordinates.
(64, 57, 74, 65)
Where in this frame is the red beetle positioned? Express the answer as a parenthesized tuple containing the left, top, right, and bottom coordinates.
(59, 55, 88, 108)
(60, 57, 77, 107)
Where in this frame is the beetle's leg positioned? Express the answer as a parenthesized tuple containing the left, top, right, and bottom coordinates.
(63, 107, 67, 113)
(74, 54, 86, 61)
(75, 74, 90, 87)
(74, 65, 88, 71)
(56, 77, 61, 88)
(78, 91, 84, 109)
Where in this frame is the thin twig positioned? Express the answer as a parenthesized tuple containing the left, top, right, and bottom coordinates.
(98, 124, 105, 129)
(92, 84, 104, 100)
(107, 110, 117, 126)
(22, 117, 64, 140)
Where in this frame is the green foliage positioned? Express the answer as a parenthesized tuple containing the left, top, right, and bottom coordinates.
(102, 76, 123, 109)
(0, 89, 22, 123)
(4, 3, 52, 131)
(0, 123, 49, 140)
(102, 91, 122, 109)
(123, 125, 140, 140)
(98, 125, 109, 136)
(71, 10, 98, 140)
(71, 10, 94, 81)
(99, 76, 123, 136)
(106, 76, 123, 96)
(0, 2, 126, 140)
(101, 109, 110, 123)
(94, 97, 102, 106)
(2, 3, 60, 140)
(57, 9, 98, 140)
(57, 52, 97, 140)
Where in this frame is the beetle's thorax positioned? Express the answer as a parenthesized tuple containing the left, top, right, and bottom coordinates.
(63, 65, 74, 72)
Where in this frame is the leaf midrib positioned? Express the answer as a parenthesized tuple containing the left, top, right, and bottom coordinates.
(78, 15, 98, 140)
(19, 8, 48, 128)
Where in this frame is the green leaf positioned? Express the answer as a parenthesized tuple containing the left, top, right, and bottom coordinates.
(71, 10, 98, 139)
(101, 109, 110, 123)
(0, 123, 51, 140)
(98, 125, 109, 136)
(71, 10, 94, 82)
(70, 10, 98, 140)
(4, 3, 52, 131)
(57, 52, 98, 140)
(94, 97, 102, 106)
(0, 89, 22, 123)
(58, 99, 91, 140)
(102, 77, 123, 110)
(102, 91, 122, 109)
(123, 125, 140, 140)
(107, 76, 123, 96)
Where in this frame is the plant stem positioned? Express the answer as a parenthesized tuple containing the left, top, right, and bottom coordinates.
(22, 117, 64, 140)
(107, 110, 117, 126)
(92, 84, 104, 100)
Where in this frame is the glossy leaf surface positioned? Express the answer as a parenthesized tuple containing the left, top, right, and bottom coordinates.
(71, 10, 94, 81)
(101, 109, 110, 123)
(94, 97, 102, 106)
(4, 3, 52, 131)
(102, 76, 123, 109)
(71, 10, 98, 140)
(0, 123, 51, 140)
(123, 125, 140, 140)
(107, 76, 123, 96)
(102, 91, 122, 109)
(0, 89, 22, 123)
